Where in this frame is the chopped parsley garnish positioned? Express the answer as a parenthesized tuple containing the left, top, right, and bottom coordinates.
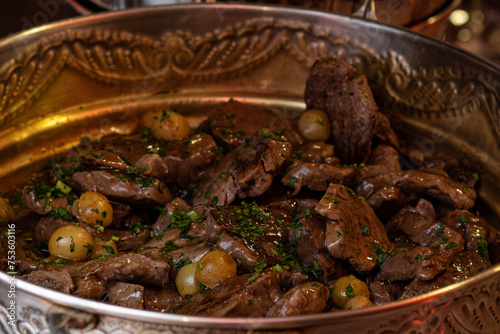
(48, 208, 73, 220)
(414, 254, 422, 261)
(459, 215, 467, 224)
(176, 259, 192, 269)
(373, 243, 388, 268)
(172, 300, 191, 313)
(477, 237, 488, 258)
(102, 245, 115, 255)
(70, 236, 75, 252)
(287, 177, 298, 186)
(84, 243, 93, 255)
(337, 231, 344, 238)
(361, 225, 370, 236)
(444, 242, 458, 250)
(435, 223, 445, 236)
(170, 210, 206, 240)
(346, 284, 355, 299)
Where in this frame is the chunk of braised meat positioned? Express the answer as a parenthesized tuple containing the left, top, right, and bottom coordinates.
(281, 161, 355, 195)
(146, 205, 220, 253)
(398, 198, 436, 223)
(71, 170, 172, 207)
(22, 270, 74, 294)
(206, 100, 302, 151)
(176, 269, 306, 317)
(98, 212, 150, 251)
(192, 137, 291, 206)
(80, 149, 130, 171)
(93, 132, 218, 187)
(287, 206, 348, 282)
(399, 251, 491, 300)
(439, 210, 500, 260)
(211, 202, 294, 272)
(387, 211, 465, 273)
(294, 142, 339, 165)
(22, 186, 76, 216)
(369, 145, 401, 173)
(106, 282, 144, 309)
(357, 170, 476, 210)
(266, 281, 330, 317)
(375, 245, 447, 282)
(70, 253, 170, 298)
(151, 197, 191, 234)
(365, 186, 408, 220)
(144, 285, 183, 313)
(305, 57, 378, 164)
(369, 281, 405, 306)
(34, 217, 96, 250)
(162, 133, 218, 188)
(374, 112, 405, 154)
(315, 184, 394, 274)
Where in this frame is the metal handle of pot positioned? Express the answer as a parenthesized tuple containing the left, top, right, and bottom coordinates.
(46, 304, 98, 334)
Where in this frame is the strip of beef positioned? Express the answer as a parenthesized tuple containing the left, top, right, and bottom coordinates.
(295, 142, 339, 165)
(370, 281, 405, 305)
(70, 253, 170, 298)
(71, 170, 172, 207)
(357, 170, 476, 210)
(365, 186, 408, 220)
(151, 198, 191, 234)
(439, 210, 500, 260)
(162, 133, 218, 188)
(22, 270, 74, 294)
(80, 149, 130, 170)
(212, 202, 293, 272)
(375, 245, 447, 282)
(399, 251, 491, 300)
(22, 186, 76, 216)
(287, 206, 348, 282)
(305, 57, 378, 164)
(388, 211, 465, 271)
(266, 282, 330, 317)
(176, 270, 283, 317)
(146, 205, 220, 253)
(281, 161, 355, 195)
(106, 282, 144, 309)
(206, 100, 302, 151)
(144, 285, 183, 313)
(369, 145, 401, 173)
(192, 137, 291, 206)
(315, 184, 394, 274)
(99, 212, 150, 251)
(398, 198, 436, 223)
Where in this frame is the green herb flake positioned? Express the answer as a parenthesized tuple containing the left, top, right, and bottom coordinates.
(346, 284, 355, 299)
(361, 225, 370, 236)
(102, 245, 115, 255)
(70, 236, 75, 252)
(477, 237, 488, 258)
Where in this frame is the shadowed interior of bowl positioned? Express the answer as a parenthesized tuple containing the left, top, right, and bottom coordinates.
(0, 4, 499, 331)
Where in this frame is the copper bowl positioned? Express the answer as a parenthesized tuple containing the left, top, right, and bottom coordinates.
(0, 4, 500, 334)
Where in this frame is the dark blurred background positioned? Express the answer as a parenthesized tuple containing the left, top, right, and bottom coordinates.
(0, 0, 499, 64)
